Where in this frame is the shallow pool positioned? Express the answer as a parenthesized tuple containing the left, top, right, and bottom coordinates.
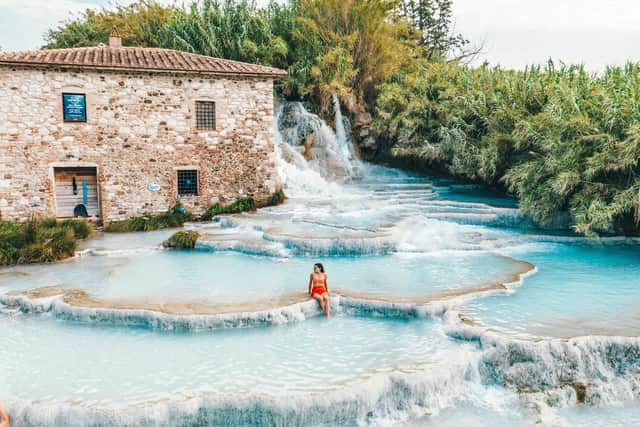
(463, 241, 640, 338)
(1, 312, 507, 426)
(0, 249, 528, 305)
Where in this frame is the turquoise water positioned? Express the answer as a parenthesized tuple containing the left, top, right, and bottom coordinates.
(1, 105, 640, 426)
(464, 241, 640, 338)
(555, 402, 640, 426)
(0, 314, 452, 402)
(0, 250, 524, 303)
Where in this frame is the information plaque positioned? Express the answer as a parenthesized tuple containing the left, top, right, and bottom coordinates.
(62, 93, 87, 122)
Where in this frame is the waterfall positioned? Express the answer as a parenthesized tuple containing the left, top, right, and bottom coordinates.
(332, 93, 362, 179)
(274, 97, 362, 195)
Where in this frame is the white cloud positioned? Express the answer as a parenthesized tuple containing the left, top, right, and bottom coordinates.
(0, 0, 98, 50)
(453, 0, 640, 69)
(0, 0, 94, 17)
(455, 0, 639, 32)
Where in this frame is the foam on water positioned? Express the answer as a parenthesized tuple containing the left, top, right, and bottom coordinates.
(446, 320, 640, 397)
(0, 312, 521, 427)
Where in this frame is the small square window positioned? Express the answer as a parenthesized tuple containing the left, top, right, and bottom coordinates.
(195, 101, 216, 130)
(62, 93, 87, 122)
(177, 169, 199, 196)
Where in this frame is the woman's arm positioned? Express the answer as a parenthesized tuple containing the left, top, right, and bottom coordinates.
(308, 274, 313, 295)
(0, 403, 10, 427)
(324, 274, 329, 293)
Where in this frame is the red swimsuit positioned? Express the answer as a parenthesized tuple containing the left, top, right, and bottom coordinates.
(310, 274, 327, 296)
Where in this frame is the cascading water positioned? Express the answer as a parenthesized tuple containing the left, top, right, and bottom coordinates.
(331, 93, 362, 179)
(275, 96, 362, 186)
(2, 97, 640, 426)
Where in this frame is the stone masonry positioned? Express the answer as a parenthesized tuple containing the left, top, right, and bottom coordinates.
(0, 57, 283, 223)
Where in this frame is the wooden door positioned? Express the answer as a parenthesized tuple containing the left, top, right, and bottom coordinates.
(54, 167, 99, 218)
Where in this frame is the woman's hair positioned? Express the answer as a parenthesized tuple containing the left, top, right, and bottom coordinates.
(314, 263, 325, 273)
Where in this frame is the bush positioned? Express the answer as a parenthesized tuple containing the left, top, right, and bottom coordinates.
(200, 197, 257, 220)
(264, 188, 286, 207)
(0, 217, 91, 265)
(39, 217, 59, 228)
(58, 219, 94, 239)
(105, 211, 187, 232)
(225, 197, 256, 213)
(163, 230, 200, 249)
(0, 221, 26, 249)
(105, 202, 190, 233)
(28, 227, 76, 263)
(200, 203, 226, 221)
(0, 222, 23, 265)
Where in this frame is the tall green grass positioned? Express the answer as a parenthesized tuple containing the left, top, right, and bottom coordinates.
(0, 218, 93, 265)
(200, 197, 256, 221)
(375, 61, 640, 235)
(200, 190, 286, 221)
(104, 212, 188, 233)
(104, 203, 191, 233)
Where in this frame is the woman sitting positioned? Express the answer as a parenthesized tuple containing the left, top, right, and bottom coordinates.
(308, 263, 330, 318)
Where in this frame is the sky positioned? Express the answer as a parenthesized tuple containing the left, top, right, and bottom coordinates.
(0, 0, 638, 70)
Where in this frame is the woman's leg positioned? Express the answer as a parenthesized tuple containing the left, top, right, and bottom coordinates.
(323, 294, 331, 317)
(312, 293, 325, 313)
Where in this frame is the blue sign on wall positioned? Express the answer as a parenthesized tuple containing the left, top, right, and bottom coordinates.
(62, 93, 87, 122)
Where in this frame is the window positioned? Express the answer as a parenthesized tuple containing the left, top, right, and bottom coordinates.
(177, 169, 199, 196)
(62, 93, 87, 122)
(195, 101, 216, 130)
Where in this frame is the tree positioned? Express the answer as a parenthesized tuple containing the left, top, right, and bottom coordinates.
(291, 0, 414, 112)
(398, 0, 479, 62)
(44, 0, 174, 49)
(162, 0, 288, 66)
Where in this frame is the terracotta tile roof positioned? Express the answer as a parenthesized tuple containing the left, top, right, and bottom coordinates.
(0, 46, 287, 78)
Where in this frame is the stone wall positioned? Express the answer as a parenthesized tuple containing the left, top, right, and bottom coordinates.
(0, 66, 281, 222)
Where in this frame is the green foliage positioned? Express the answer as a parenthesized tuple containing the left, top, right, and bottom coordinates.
(226, 197, 257, 213)
(201, 203, 226, 221)
(105, 201, 192, 233)
(0, 218, 92, 265)
(375, 60, 640, 235)
(104, 211, 187, 232)
(58, 219, 94, 239)
(164, 230, 200, 249)
(200, 191, 284, 221)
(398, 0, 469, 59)
(201, 197, 256, 220)
(289, 0, 414, 111)
(44, 0, 174, 48)
(266, 188, 286, 206)
(163, 0, 289, 67)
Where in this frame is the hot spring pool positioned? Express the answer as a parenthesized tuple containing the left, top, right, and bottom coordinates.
(1, 104, 640, 426)
(463, 241, 640, 338)
(0, 249, 529, 306)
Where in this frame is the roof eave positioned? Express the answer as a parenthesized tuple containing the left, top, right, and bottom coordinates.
(0, 61, 287, 79)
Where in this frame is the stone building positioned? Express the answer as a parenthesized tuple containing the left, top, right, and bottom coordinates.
(0, 33, 285, 223)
